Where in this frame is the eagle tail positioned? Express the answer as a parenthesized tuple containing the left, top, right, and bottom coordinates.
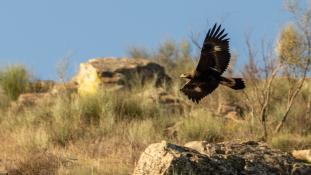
(220, 77, 245, 90)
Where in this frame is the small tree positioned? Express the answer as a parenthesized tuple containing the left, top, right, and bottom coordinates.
(242, 36, 281, 140)
(127, 47, 151, 59)
(127, 39, 196, 79)
(56, 52, 72, 83)
(274, 0, 311, 133)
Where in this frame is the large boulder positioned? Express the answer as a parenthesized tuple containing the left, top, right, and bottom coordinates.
(133, 141, 311, 175)
(73, 58, 172, 95)
(292, 149, 311, 163)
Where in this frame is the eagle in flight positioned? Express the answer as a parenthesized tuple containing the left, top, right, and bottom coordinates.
(180, 23, 245, 103)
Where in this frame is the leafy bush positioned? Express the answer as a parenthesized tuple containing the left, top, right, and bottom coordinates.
(0, 65, 31, 100)
(177, 110, 225, 142)
(77, 94, 102, 126)
(127, 39, 196, 79)
(128, 119, 160, 146)
(0, 87, 10, 109)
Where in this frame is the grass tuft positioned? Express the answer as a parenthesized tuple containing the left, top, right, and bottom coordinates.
(270, 134, 311, 152)
(177, 110, 225, 143)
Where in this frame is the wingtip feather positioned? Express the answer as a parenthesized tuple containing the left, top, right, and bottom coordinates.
(207, 23, 229, 41)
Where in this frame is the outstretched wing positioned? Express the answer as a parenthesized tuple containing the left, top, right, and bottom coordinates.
(196, 23, 230, 74)
(180, 79, 219, 103)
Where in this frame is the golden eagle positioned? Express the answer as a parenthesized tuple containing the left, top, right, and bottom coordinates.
(180, 23, 245, 103)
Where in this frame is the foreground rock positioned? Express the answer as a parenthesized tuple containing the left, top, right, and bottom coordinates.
(293, 149, 311, 163)
(73, 58, 171, 95)
(133, 141, 311, 175)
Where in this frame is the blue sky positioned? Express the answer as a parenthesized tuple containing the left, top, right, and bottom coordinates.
(0, 0, 291, 80)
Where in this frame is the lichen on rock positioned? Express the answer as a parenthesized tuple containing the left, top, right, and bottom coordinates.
(133, 141, 311, 175)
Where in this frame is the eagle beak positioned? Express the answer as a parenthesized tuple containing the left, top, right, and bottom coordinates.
(180, 74, 187, 78)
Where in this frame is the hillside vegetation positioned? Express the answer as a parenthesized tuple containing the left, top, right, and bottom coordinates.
(1, 1, 311, 174)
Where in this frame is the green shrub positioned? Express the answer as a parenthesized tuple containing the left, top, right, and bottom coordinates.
(177, 111, 224, 142)
(270, 134, 311, 152)
(0, 87, 10, 110)
(127, 39, 196, 79)
(127, 119, 159, 146)
(111, 92, 156, 118)
(0, 65, 31, 100)
(49, 96, 78, 146)
(77, 94, 102, 126)
(112, 93, 144, 121)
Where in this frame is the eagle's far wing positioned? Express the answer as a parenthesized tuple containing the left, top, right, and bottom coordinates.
(196, 23, 230, 74)
(180, 79, 219, 103)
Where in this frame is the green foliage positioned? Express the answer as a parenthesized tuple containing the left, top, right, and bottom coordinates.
(127, 39, 196, 79)
(127, 47, 151, 59)
(127, 119, 160, 146)
(0, 87, 10, 109)
(276, 24, 304, 66)
(112, 93, 162, 121)
(112, 93, 144, 121)
(2, 88, 165, 147)
(77, 94, 102, 126)
(48, 95, 79, 146)
(0, 65, 31, 100)
(270, 134, 311, 152)
(177, 111, 225, 142)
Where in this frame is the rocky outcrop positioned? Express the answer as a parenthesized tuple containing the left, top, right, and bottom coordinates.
(217, 103, 244, 121)
(13, 58, 179, 110)
(16, 92, 52, 107)
(133, 141, 311, 175)
(10, 81, 77, 112)
(137, 88, 189, 114)
(73, 58, 171, 95)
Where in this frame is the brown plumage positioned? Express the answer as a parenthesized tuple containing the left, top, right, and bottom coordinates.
(180, 23, 245, 103)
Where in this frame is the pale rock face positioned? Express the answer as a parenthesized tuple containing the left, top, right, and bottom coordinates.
(292, 149, 311, 163)
(72, 57, 171, 96)
(132, 141, 174, 175)
(75, 61, 102, 95)
(133, 141, 311, 175)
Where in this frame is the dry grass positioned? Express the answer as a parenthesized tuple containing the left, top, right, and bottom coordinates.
(1, 65, 311, 174)
(177, 110, 225, 142)
(0, 85, 175, 174)
(269, 134, 311, 152)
